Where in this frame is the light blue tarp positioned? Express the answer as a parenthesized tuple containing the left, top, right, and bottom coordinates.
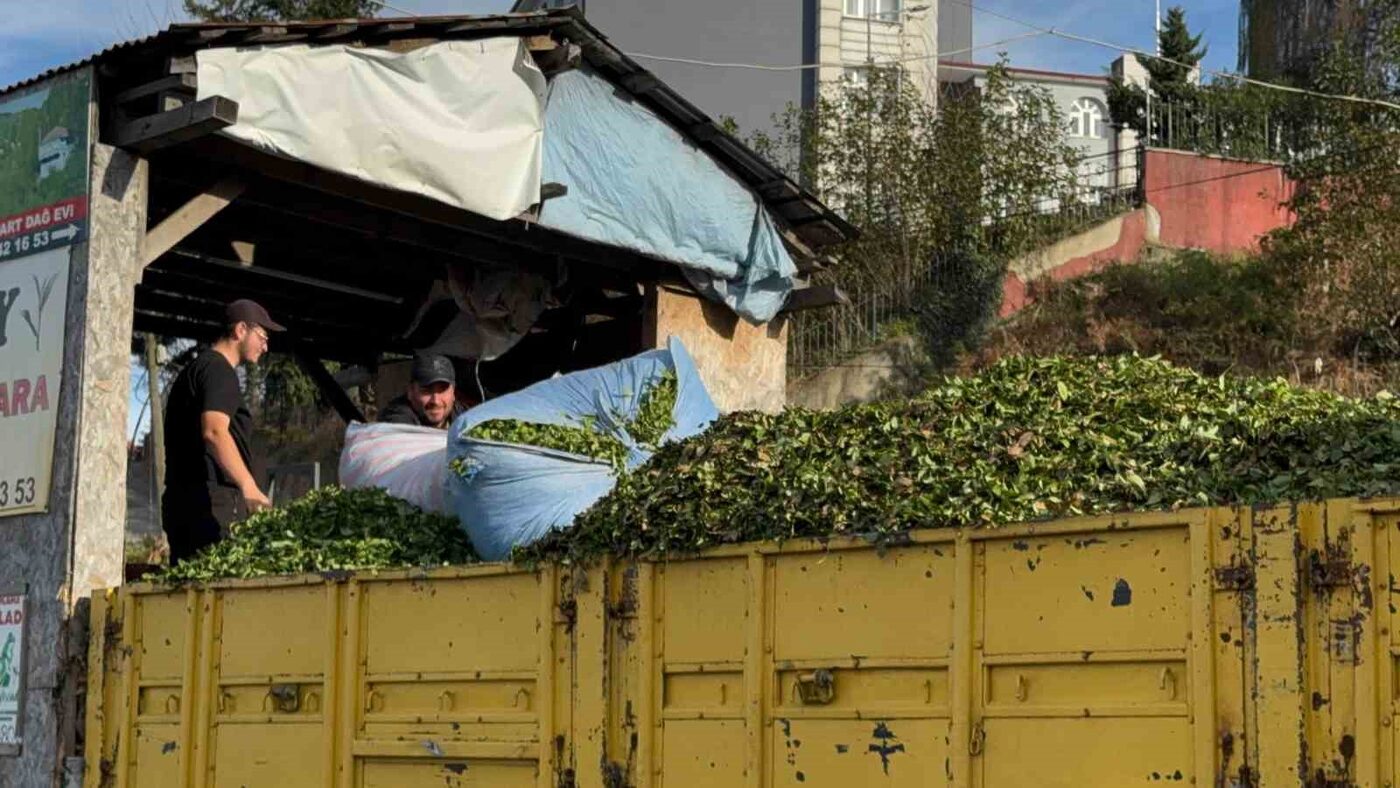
(446, 338, 718, 560)
(539, 65, 798, 323)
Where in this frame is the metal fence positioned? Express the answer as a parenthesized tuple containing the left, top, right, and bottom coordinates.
(788, 250, 962, 374)
(1145, 98, 1314, 163)
(788, 148, 1145, 377)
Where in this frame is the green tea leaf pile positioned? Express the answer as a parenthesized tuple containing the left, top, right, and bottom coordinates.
(461, 370, 679, 471)
(153, 487, 478, 583)
(521, 356, 1400, 562)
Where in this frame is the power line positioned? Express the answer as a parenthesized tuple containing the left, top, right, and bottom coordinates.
(944, 0, 1400, 112)
(623, 30, 1047, 72)
(364, 0, 420, 17)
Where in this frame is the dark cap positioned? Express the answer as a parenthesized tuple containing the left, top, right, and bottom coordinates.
(411, 354, 455, 387)
(225, 299, 286, 332)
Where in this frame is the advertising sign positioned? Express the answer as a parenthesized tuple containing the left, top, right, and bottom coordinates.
(0, 591, 26, 755)
(0, 69, 89, 518)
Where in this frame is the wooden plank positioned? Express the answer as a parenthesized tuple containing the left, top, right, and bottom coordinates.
(111, 96, 239, 154)
(365, 21, 417, 35)
(311, 22, 360, 39)
(293, 348, 367, 424)
(134, 286, 370, 335)
(142, 176, 247, 267)
(234, 25, 288, 43)
(781, 285, 847, 313)
(111, 73, 197, 106)
(167, 55, 197, 74)
(162, 247, 405, 304)
(619, 73, 661, 94)
(183, 28, 232, 44)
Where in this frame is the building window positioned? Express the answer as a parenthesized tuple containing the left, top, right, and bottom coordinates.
(1070, 97, 1106, 139)
(843, 66, 870, 87)
(845, 0, 902, 19)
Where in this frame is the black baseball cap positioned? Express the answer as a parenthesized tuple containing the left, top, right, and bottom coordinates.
(225, 299, 286, 332)
(411, 354, 455, 387)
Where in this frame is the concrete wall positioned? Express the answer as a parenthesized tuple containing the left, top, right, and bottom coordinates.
(542, 0, 811, 138)
(999, 149, 1297, 316)
(938, 0, 972, 59)
(786, 335, 919, 410)
(0, 142, 146, 786)
(525, 0, 941, 134)
(1143, 148, 1295, 254)
(1000, 208, 1153, 316)
(643, 286, 786, 413)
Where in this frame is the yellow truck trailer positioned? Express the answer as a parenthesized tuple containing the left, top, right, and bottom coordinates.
(82, 498, 1400, 787)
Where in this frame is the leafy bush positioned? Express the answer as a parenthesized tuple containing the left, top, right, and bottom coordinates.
(153, 487, 477, 583)
(460, 371, 678, 471)
(522, 355, 1400, 562)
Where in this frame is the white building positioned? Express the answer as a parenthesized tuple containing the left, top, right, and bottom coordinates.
(37, 126, 72, 179)
(820, 0, 939, 102)
(938, 58, 1146, 197)
(512, 0, 943, 134)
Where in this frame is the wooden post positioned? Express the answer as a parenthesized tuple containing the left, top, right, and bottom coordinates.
(143, 333, 165, 529)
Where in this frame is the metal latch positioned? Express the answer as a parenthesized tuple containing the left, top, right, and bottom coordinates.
(794, 669, 836, 705)
(969, 720, 986, 756)
(1307, 549, 1356, 590)
(1214, 561, 1255, 591)
(267, 684, 300, 713)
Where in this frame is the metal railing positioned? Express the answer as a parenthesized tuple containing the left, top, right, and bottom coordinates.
(788, 148, 1145, 377)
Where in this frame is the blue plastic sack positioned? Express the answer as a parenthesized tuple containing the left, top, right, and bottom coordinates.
(447, 337, 719, 560)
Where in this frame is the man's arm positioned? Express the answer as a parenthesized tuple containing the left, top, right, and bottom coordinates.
(200, 411, 271, 511)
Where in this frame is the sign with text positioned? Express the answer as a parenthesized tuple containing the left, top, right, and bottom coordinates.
(0, 248, 70, 517)
(0, 69, 88, 518)
(0, 592, 26, 755)
(0, 70, 91, 264)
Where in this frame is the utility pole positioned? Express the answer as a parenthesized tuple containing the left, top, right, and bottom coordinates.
(1146, 0, 1161, 145)
(143, 333, 165, 530)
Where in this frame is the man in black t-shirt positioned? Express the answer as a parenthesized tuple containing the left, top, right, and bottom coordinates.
(161, 299, 285, 564)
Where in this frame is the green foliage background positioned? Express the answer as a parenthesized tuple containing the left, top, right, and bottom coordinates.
(0, 71, 90, 217)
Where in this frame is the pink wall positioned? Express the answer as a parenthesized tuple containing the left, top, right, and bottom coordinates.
(1143, 148, 1295, 254)
(1000, 210, 1149, 317)
(999, 149, 1296, 316)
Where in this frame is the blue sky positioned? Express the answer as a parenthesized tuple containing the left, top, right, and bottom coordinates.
(972, 0, 1239, 78)
(2, 0, 1240, 92)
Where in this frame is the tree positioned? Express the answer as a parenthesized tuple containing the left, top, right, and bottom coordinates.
(1107, 6, 1207, 138)
(183, 0, 380, 22)
(1262, 14, 1400, 367)
(755, 63, 1083, 376)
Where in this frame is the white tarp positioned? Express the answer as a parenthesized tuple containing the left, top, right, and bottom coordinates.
(197, 39, 547, 221)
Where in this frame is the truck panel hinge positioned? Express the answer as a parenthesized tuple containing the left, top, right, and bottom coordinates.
(1214, 562, 1255, 591)
(1307, 548, 1357, 590)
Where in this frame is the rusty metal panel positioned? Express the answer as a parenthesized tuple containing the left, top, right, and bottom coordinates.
(94, 500, 1400, 787)
(972, 517, 1200, 786)
(351, 568, 548, 786)
(205, 582, 333, 787)
(1209, 507, 1252, 786)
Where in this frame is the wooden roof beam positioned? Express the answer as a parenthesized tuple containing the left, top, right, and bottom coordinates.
(110, 96, 239, 154)
(293, 348, 366, 424)
(781, 285, 847, 313)
(142, 176, 246, 267)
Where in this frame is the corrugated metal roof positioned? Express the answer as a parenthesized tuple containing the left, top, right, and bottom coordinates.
(1, 30, 164, 96)
(1, 9, 856, 250)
